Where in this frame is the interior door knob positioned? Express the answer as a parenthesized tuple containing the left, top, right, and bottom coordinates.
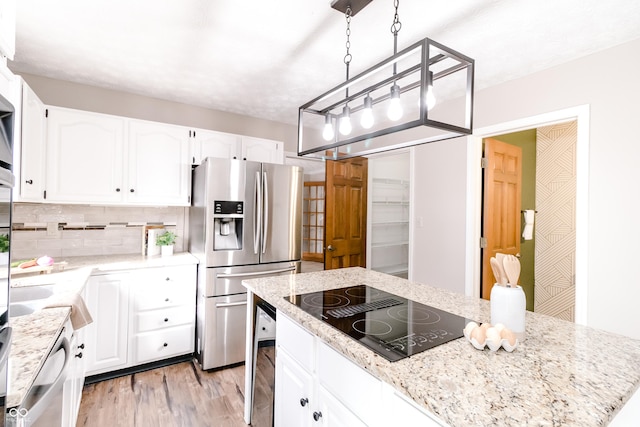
(326, 245, 335, 252)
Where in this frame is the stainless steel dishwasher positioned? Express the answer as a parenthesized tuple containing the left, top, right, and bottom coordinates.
(249, 299, 276, 427)
(8, 326, 71, 427)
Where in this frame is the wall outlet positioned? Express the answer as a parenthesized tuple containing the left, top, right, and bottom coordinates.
(47, 222, 59, 237)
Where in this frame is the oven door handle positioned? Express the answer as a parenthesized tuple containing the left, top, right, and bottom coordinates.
(216, 301, 247, 308)
(216, 266, 296, 279)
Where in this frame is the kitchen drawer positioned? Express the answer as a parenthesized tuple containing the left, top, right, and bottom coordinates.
(132, 325, 194, 364)
(134, 306, 194, 333)
(276, 313, 315, 372)
(133, 283, 194, 311)
(137, 264, 195, 287)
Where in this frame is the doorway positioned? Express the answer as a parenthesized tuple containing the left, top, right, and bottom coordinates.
(469, 105, 590, 325)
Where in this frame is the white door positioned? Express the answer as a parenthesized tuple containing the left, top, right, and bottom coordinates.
(45, 107, 125, 203)
(127, 120, 190, 205)
(84, 273, 130, 375)
(18, 82, 46, 201)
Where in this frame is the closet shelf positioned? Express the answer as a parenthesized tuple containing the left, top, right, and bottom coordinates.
(371, 220, 409, 226)
(371, 241, 409, 248)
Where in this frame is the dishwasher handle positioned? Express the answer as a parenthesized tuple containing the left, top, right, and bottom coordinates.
(24, 334, 71, 422)
(216, 301, 247, 308)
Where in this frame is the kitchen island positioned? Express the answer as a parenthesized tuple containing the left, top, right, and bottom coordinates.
(242, 267, 640, 426)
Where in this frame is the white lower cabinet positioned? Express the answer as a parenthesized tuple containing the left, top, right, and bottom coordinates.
(275, 314, 379, 426)
(275, 313, 443, 426)
(63, 321, 87, 427)
(84, 264, 196, 376)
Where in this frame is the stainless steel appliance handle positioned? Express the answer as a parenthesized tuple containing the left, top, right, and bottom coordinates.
(216, 266, 296, 279)
(25, 333, 71, 420)
(262, 171, 269, 254)
(216, 301, 247, 308)
(254, 171, 261, 254)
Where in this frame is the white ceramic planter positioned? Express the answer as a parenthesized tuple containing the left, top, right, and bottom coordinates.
(161, 245, 174, 257)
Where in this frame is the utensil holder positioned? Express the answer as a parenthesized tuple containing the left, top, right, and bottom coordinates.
(491, 284, 526, 340)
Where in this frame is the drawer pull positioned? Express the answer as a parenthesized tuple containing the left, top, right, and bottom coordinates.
(300, 398, 308, 407)
(163, 343, 168, 347)
(164, 318, 169, 322)
(77, 343, 85, 350)
(313, 411, 322, 422)
(25, 179, 33, 185)
(75, 352, 83, 359)
(165, 298, 170, 302)
(165, 277, 170, 281)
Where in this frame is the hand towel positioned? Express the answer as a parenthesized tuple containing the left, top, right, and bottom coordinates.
(522, 210, 535, 240)
(44, 291, 94, 330)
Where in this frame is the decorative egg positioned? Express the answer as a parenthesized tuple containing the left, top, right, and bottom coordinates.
(470, 325, 486, 345)
(464, 321, 478, 336)
(500, 328, 517, 346)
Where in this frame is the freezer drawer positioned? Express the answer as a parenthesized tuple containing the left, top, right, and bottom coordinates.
(199, 262, 299, 298)
(196, 293, 248, 370)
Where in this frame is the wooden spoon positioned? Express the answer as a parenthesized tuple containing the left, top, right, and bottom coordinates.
(503, 255, 521, 286)
(490, 257, 506, 286)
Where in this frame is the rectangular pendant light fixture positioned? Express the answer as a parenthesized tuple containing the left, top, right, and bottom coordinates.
(298, 37, 474, 160)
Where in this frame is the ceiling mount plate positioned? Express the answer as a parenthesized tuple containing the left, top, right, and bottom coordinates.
(330, 0, 373, 16)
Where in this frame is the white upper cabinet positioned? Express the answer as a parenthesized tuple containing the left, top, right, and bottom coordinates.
(190, 129, 284, 165)
(127, 120, 190, 205)
(15, 80, 47, 202)
(44, 107, 191, 206)
(46, 107, 126, 204)
(190, 129, 240, 165)
(0, 0, 16, 61)
(241, 136, 284, 164)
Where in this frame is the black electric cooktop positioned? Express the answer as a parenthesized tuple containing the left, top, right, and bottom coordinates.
(285, 284, 467, 362)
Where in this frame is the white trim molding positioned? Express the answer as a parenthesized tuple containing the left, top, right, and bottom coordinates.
(466, 105, 590, 326)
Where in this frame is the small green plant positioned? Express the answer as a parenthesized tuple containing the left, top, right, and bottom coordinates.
(0, 234, 8, 253)
(155, 231, 176, 246)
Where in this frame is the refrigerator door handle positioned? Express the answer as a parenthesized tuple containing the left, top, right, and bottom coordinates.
(216, 266, 297, 279)
(262, 171, 269, 254)
(254, 171, 261, 254)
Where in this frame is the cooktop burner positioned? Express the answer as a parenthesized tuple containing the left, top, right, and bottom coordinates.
(285, 284, 467, 362)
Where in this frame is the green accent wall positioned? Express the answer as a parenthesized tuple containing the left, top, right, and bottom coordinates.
(491, 129, 536, 311)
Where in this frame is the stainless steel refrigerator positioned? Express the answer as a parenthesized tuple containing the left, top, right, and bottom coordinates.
(190, 157, 302, 370)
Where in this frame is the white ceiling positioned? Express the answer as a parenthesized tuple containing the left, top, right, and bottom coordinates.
(9, 0, 640, 126)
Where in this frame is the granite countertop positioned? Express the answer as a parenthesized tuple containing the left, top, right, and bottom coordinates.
(7, 252, 199, 408)
(242, 267, 640, 427)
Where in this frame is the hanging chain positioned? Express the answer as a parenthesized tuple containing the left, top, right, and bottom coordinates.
(390, 0, 402, 37)
(344, 6, 352, 97)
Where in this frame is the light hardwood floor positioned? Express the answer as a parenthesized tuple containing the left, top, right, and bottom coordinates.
(78, 347, 275, 427)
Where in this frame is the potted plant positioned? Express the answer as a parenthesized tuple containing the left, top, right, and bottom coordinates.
(156, 231, 176, 257)
(0, 234, 8, 265)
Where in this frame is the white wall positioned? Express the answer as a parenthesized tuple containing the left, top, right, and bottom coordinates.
(412, 37, 640, 339)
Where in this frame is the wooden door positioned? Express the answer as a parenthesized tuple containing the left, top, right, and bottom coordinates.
(482, 138, 522, 299)
(324, 157, 368, 270)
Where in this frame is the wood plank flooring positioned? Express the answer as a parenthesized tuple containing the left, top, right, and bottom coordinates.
(78, 347, 274, 427)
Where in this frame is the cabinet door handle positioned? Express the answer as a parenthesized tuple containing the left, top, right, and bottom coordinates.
(164, 318, 169, 322)
(299, 398, 308, 407)
(116, 188, 121, 192)
(75, 352, 83, 358)
(313, 411, 322, 421)
(25, 179, 33, 185)
(165, 277, 170, 281)
(164, 298, 170, 302)
(78, 343, 85, 349)
(130, 189, 135, 193)
(163, 343, 168, 347)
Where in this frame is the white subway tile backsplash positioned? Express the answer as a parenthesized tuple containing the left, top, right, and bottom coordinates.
(12, 203, 187, 259)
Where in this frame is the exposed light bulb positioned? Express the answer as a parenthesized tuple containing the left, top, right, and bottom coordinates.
(426, 83, 436, 110)
(360, 95, 374, 129)
(322, 115, 334, 141)
(339, 106, 352, 136)
(387, 83, 403, 121)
